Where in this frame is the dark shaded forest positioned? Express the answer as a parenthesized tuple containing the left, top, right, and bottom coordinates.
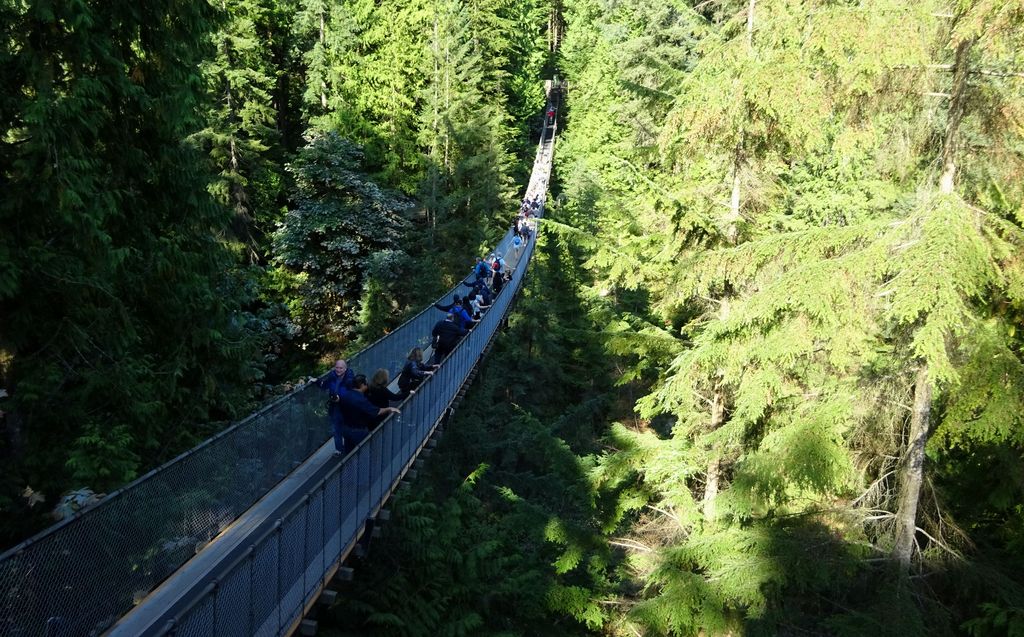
(3, 0, 1024, 635)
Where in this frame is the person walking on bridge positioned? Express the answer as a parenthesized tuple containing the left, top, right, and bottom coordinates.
(462, 279, 493, 305)
(431, 312, 468, 364)
(473, 256, 491, 283)
(367, 368, 411, 409)
(435, 294, 475, 329)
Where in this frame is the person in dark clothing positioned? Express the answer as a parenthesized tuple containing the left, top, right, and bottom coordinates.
(434, 293, 461, 313)
(367, 368, 410, 409)
(315, 359, 354, 454)
(491, 268, 505, 295)
(463, 280, 493, 305)
(398, 347, 436, 392)
(431, 313, 468, 364)
(338, 375, 401, 448)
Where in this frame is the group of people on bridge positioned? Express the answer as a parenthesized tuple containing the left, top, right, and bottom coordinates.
(313, 359, 405, 456)
(314, 217, 536, 457)
(310, 92, 555, 457)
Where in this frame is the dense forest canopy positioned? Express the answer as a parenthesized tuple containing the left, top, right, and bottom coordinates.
(0, 0, 550, 544)
(3, 0, 1024, 635)
(561, 0, 1024, 633)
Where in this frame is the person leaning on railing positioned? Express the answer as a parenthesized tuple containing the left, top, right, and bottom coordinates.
(434, 294, 476, 330)
(367, 368, 411, 409)
(338, 374, 401, 444)
(462, 278, 493, 305)
(398, 347, 436, 393)
(466, 291, 488, 319)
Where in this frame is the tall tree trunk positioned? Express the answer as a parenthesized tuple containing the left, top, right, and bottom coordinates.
(938, 37, 974, 195)
(746, 0, 756, 47)
(892, 365, 932, 566)
(703, 388, 726, 520)
(703, 0, 754, 521)
(704, 0, 754, 513)
(319, 10, 328, 110)
(891, 32, 973, 570)
(724, 0, 754, 242)
(725, 136, 743, 244)
(703, 297, 731, 520)
(429, 11, 441, 231)
(443, 28, 451, 173)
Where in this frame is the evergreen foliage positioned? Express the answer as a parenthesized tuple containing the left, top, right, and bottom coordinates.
(0, 0, 263, 544)
(273, 132, 412, 347)
(8, 0, 1023, 634)
(195, 0, 285, 255)
(0, 0, 552, 548)
(555, 0, 1024, 633)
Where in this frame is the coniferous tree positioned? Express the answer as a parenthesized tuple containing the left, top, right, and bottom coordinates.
(273, 132, 412, 347)
(294, 0, 365, 132)
(557, 0, 1024, 632)
(0, 0, 255, 541)
(196, 0, 283, 257)
(343, 0, 430, 188)
(419, 0, 515, 254)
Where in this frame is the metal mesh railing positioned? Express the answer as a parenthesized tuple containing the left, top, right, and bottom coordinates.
(0, 89, 560, 637)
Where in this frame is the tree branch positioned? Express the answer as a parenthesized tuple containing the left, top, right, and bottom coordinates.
(915, 525, 964, 562)
(610, 538, 654, 553)
(852, 470, 895, 506)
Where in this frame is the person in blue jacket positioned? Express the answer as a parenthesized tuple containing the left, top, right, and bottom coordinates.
(473, 256, 490, 282)
(337, 375, 401, 449)
(316, 359, 354, 455)
(434, 294, 475, 329)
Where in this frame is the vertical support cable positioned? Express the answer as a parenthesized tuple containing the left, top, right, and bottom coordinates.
(275, 521, 283, 633)
(248, 547, 256, 636)
(301, 500, 309, 608)
(210, 579, 219, 635)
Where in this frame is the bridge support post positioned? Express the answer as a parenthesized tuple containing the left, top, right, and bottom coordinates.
(318, 589, 338, 606)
